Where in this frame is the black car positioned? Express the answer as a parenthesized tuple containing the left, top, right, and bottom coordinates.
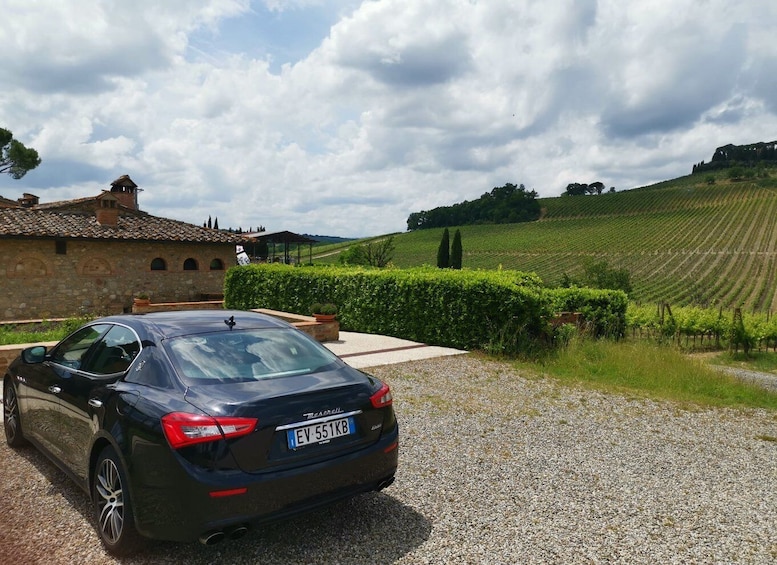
(2, 310, 398, 555)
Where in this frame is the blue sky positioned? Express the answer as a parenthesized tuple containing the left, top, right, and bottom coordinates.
(1, 0, 776, 237)
(189, 3, 346, 72)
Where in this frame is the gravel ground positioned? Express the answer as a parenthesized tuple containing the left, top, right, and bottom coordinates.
(714, 366, 777, 393)
(2, 355, 777, 564)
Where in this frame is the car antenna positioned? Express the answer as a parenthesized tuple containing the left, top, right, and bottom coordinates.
(224, 315, 236, 330)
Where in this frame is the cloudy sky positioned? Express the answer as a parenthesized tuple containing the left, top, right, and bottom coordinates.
(1, 0, 776, 237)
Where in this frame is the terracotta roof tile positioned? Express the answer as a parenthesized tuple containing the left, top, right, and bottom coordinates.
(0, 195, 18, 208)
(0, 207, 244, 244)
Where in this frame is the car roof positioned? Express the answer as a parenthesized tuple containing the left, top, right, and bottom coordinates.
(97, 310, 291, 339)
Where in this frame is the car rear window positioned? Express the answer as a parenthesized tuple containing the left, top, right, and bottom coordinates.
(164, 328, 340, 384)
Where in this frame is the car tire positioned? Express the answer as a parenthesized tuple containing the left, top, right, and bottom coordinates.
(3, 380, 28, 448)
(93, 445, 146, 556)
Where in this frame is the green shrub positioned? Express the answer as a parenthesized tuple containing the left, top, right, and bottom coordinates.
(225, 264, 627, 352)
(546, 287, 628, 338)
(226, 264, 551, 350)
(311, 302, 338, 315)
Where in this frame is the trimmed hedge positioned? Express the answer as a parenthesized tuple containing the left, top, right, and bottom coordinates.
(224, 264, 626, 351)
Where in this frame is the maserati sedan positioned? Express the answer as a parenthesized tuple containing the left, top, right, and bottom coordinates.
(3, 310, 398, 556)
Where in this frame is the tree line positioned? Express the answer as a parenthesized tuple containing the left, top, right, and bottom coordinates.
(406, 183, 540, 230)
(562, 181, 616, 196)
(692, 140, 777, 174)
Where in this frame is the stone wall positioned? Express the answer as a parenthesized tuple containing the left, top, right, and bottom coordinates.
(1, 238, 235, 320)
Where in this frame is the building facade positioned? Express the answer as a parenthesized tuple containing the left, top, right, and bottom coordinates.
(0, 175, 242, 320)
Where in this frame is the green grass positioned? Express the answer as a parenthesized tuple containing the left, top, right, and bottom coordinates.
(0, 327, 62, 345)
(0, 318, 89, 345)
(513, 338, 777, 410)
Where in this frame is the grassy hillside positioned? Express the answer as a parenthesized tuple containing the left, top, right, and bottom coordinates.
(315, 171, 777, 312)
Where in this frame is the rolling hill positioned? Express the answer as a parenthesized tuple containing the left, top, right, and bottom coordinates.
(314, 171, 777, 312)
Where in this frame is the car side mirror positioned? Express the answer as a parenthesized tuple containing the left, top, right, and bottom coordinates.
(22, 345, 48, 364)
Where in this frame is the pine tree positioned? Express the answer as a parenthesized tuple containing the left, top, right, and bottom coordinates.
(437, 228, 450, 268)
(451, 229, 462, 269)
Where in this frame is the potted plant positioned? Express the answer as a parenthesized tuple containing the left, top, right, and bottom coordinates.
(133, 292, 151, 307)
(310, 302, 338, 322)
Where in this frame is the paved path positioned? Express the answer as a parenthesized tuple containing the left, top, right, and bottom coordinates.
(324, 331, 467, 369)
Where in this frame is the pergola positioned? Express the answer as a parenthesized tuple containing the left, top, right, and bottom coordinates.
(242, 230, 317, 264)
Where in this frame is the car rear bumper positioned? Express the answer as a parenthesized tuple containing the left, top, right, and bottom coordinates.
(129, 426, 399, 542)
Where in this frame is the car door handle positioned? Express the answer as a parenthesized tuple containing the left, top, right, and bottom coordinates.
(48, 385, 62, 394)
(88, 399, 103, 408)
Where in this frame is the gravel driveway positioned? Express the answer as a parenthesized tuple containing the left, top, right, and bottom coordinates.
(2, 355, 776, 564)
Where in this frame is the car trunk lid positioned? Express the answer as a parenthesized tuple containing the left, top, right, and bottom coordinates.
(182, 366, 388, 473)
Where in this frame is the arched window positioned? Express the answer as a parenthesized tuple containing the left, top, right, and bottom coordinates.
(150, 258, 167, 271)
(183, 258, 198, 271)
(209, 258, 225, 270)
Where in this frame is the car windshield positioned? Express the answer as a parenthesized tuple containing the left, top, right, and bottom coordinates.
(164, 328, 340, 384)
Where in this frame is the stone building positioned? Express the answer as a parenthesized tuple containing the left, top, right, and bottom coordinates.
(0, 175, 243, 320)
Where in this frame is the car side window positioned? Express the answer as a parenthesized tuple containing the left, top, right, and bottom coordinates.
(49, 324, 111, 370)
(82, 325, 141, 375)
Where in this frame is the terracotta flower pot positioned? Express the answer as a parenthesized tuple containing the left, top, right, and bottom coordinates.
(313, 313, 336, 322)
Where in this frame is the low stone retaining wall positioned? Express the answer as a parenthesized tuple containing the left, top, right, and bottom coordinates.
(1, 308, 339, 377)
(251, 308, 340, 343)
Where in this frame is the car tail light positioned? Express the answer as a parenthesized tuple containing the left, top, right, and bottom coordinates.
(209, 487, 248, 498)
(370, 383, 393, 408)
(161, 412, 257, 449)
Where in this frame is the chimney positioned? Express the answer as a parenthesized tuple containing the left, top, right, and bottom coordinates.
(18, 193, 39, 207)
(96, 194, 119, 226)
(109, 174, 141, 210)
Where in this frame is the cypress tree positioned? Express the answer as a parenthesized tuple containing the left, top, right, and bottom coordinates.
(437, 228, 450, 268)
(451, 229, 462, 269)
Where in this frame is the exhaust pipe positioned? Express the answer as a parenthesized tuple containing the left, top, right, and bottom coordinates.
(199, 530, 226, 546)
(199, 524, 249, 545)
(377, 476, 395, 491)
(226, 524, 249, 540)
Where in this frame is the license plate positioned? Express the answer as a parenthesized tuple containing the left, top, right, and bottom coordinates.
(287, 417, 355, 449)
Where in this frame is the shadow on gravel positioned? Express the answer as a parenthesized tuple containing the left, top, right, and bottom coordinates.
(7, 445, 430, 564)
(145, 493, 431, 565)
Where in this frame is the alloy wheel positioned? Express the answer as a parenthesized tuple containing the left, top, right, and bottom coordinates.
(4, 384, 25, 446)
(95, 457, 125, 544)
